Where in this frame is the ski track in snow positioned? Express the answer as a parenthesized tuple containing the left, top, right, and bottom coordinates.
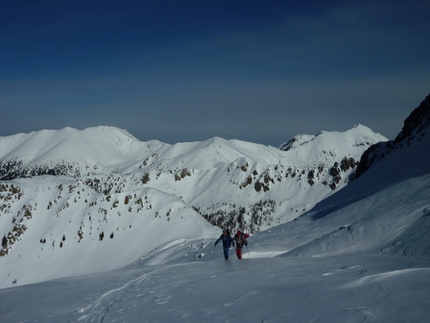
(77, 264, 184, 322)
(0, 251, 429, 323)
(222, 291, 257, 307)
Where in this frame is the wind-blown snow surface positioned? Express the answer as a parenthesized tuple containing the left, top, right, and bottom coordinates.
(0, 123, 429, 322)
(0, 173, 429, 322)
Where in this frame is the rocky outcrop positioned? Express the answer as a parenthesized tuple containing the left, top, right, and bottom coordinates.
(355, 94, 430, 178)
(394, 94, 430, 144)
(278, 134, 315, 151)
(0, 159, 84, 180)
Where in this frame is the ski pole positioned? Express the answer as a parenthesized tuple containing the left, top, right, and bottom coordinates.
(245, 245, 251, 259)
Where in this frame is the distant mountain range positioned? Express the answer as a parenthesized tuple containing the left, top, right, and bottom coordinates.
(0, 93, 429, 288)
(0, 123, 386, 232)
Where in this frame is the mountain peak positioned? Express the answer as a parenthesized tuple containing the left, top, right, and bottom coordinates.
(278, 125, 387, 162)
(394, 94, 430, 144)
(355, 93, 430, 178)
(0, 126, 162, 179)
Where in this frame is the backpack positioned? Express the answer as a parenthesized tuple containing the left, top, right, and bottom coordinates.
(236, 232, 248, 245)
(236, 234, 244, 244)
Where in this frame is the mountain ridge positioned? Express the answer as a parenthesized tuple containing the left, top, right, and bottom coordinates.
(0, 124, 386, 179)
(0, 124, 386, 231)
(1, 93, 429, 289)
(355, 94, 430, 178)
(0, 123, 386, 287)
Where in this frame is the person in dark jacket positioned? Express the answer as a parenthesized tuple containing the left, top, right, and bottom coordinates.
(233, 230, 248, 259)
(214, 229, 235, 260)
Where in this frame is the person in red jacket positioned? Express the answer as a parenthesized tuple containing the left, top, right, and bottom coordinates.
(233, 230, 248, 259)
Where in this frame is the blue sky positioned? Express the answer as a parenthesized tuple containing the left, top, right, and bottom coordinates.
(1, 0, 429, 146)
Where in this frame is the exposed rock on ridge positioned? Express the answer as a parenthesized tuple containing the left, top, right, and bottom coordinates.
(355, 94, 430, 178)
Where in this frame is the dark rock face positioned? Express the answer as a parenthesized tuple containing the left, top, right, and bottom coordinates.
(355, 94, 430, 179)
(0, 160, 82, 180)
(394, 94, 430, 144)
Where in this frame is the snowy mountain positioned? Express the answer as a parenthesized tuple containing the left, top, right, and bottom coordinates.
(0, 123, 386, 287)
(0, 94, 429, 322)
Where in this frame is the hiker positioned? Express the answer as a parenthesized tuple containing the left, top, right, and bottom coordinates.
(233, 230, 248, 259)
(214, 229, 235, 260)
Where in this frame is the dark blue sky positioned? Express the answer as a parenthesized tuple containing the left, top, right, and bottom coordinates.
(1, 0, 429, 146)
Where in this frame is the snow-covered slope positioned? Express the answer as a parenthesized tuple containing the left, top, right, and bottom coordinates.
(0, 175, 219, 286)
(0, 94, 429, 322)
(0, 95, 429, 322)
(0, 123, 386, 288)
